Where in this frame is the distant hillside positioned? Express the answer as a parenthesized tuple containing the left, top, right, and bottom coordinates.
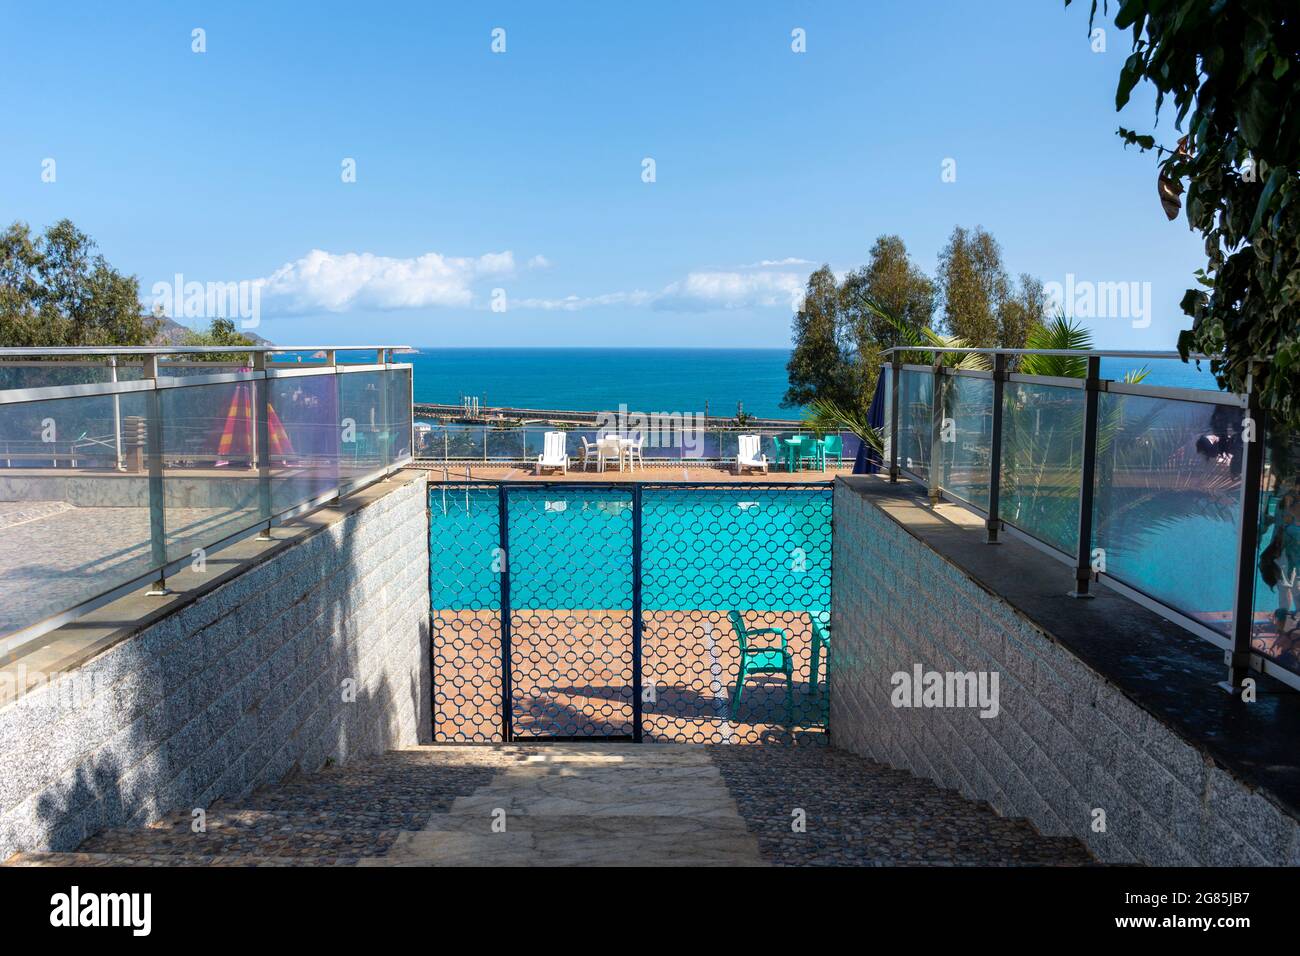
(151, 315, 274, 347)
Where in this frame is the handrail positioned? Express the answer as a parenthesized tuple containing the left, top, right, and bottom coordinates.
(879, 346, 1217, 360)
(0, 345, 416, 356)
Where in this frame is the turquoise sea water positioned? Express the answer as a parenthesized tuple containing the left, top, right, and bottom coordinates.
(409, 348, 795, 419)
(406, 348, 1226, 421)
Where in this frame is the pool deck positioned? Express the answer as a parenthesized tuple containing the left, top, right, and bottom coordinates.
(417, 462, 850, 483)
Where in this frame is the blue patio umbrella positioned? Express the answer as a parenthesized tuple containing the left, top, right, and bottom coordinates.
(853, 367, 887, 475)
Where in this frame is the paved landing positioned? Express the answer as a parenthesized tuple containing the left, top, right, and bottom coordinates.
(372, 744, 761, 866)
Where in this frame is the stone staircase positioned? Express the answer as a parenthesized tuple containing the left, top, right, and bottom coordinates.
(4, 743, 1093, 867)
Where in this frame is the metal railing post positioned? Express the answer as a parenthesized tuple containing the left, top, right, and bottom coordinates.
(928, 354, 943, 505)
(1069, 356, 1102, 598)
(631, 484, 644, 742)
(253, 352, 273, 540)
(986, 352, 1006, 543)
(109, 356, 124, 472)
(889, 356, 901, 482)
(1224, 377, 1264, 692)
(143, 356, 170, 595)
(498, 484, 513, 743)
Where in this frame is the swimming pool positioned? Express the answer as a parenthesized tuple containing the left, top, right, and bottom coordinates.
(428, 484, 832, 613)
(428, 482, 835, 742)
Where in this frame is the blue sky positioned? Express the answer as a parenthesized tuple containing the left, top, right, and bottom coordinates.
(2, 0, 1204, 349)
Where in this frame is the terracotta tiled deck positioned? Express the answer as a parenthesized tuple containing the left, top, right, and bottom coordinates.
(417, 462, 850, 483)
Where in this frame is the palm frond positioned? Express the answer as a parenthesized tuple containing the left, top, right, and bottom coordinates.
(804, 397, 883, 455)
(1020, 313, 1093, 377)
(864, 296, 991, 371)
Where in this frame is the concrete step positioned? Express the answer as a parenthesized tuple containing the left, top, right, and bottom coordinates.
(79, 816, 404, 860)
(5, 851, 357, 867)
(370, 815, 764, 867)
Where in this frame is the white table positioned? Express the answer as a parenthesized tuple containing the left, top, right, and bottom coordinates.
(595, 436, 637, 472)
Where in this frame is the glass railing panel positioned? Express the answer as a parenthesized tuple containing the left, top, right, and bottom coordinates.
(159, 380, 264, 563)
(388, 367, 413, 462)
(486, 425, 526, 461)
(999, 381, 1083, 555)
(897, 369, 933, 479)
(269, 372, 340, 513)
(881, 365, 893, 465)
(1251, 429, 1300, 674)
(0, 390, 153, 637)
(940, 375, 993, 509)
(338, 370, 389, 484)
(155, 361, 250, 381)
(0, 362, 146, 391)
(1091, 392, 1242, 636)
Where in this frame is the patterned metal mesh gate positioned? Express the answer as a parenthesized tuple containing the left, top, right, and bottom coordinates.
(640, 485, 832, 743)
(429, 484, 503, 741)
(506, 487, 635, 739)
(429, 482, 832, 743)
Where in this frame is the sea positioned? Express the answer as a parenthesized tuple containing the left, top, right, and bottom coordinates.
(405, 348, 1224, 420)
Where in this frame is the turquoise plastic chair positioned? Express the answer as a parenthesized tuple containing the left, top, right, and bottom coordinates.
(809, 610, 831, 693)
(820, 435, 843, 470)
(797, 436, 822, 471)
(727, 610, 793, 722)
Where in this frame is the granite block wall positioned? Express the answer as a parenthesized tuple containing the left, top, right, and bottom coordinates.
(830, 480, 1300, 865)
(0, 472, 431, 861)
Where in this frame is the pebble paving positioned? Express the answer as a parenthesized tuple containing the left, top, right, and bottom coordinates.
(8, 743, 1094, 866)
(710, 744, 1094, 866)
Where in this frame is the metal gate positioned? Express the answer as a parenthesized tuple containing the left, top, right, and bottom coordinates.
(430, 482, 832, 744)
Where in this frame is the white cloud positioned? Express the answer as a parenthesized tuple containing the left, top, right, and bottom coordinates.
(741, 257, 815, 268)
(513, 269, 804, 313)
(653, 270, 804, 311)
(248, 248, 810, 317)
(257, 249, 515, 314)
(514, 290, 654, 311)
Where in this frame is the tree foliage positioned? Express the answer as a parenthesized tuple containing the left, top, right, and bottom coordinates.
(783, 266, 859, 411)
(1069, 0, 1300, 424)
(839, 234, 937, 401)
(841, 235, 936, 350)
(0, 219, 157, 348)
(182, 317, 260, 363)
(936, 226, 1044, 349)
(786, 230, 1044, 415)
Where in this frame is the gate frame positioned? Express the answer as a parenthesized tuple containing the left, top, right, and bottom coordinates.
(457, 479, 834, 743)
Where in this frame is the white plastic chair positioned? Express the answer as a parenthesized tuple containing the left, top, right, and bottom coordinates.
(597, 436, 623, 472)
(579, 436, 599, 471)
(626, 435, 644, 471)
(535, 431, 569, 475)
(736, 434, 768, 475)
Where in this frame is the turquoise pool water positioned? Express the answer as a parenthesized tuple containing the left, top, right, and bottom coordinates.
(428, 485, 832, 613)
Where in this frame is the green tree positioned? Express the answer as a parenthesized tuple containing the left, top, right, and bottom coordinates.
(840, 235, 936, 389)
(1067, 1, 1300, 425)
(936, 225, 1008, 347)
(997, 273, 1048, 351)
(782, 266, 858, 411)
(0, 219, 157, 347)
(181, 317, 260, 363)
(842, 235, 936, 348)
(937, 226, 1044, 349)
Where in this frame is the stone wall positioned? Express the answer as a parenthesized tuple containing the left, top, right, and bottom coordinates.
(0, 471, 431, 861)
(830, 478, 1300, 866)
